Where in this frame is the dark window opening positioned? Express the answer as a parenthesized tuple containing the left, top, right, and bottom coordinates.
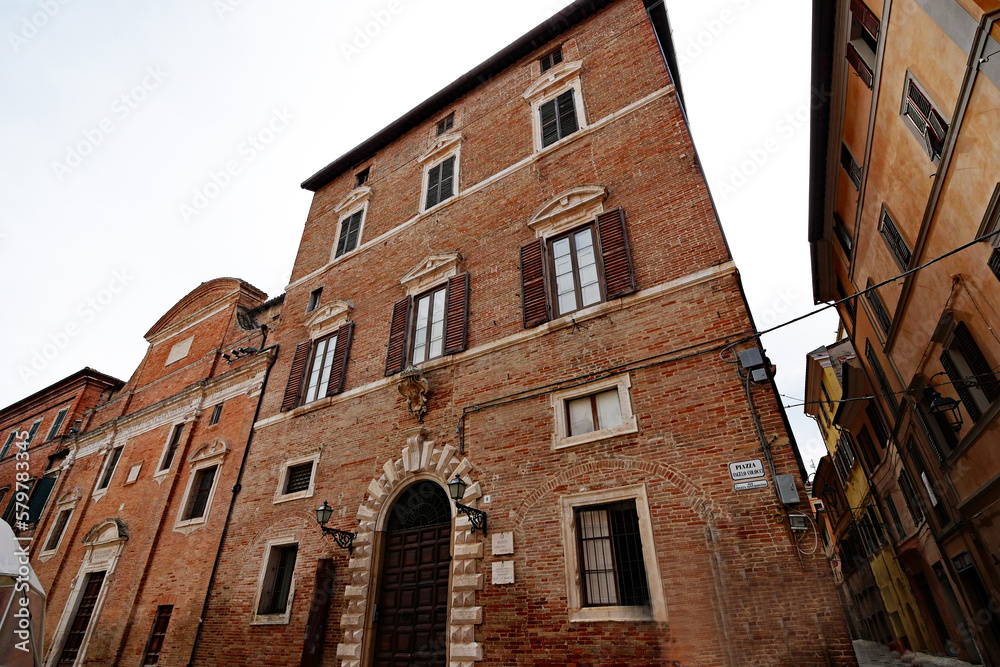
(841, 144, 862, 190)
(540, 89, 578, 148)
(436, 113, 454, 136)
(141, 605, 173, 666)
(306, 288, 322, 313)
(425, 155, 455, 209)
(45, 509, 72, 551)
(576, 500, 650, 607)
(98, 447, 123, 490)
(160, 425, 184, 472)
(540, 46, 563, 72)
(259, 544, 298, 615)
(209, 403, 223, 426)
(354, 167, 370, 188)
(335, 209, 364, 258)
(284, 462, 314, 495)
(182, 466, 217, 521)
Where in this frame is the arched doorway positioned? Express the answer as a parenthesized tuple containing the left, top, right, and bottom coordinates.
(374, 480, 452, 666)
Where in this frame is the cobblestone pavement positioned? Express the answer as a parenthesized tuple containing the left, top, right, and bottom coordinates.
(854, 640, 978, 667)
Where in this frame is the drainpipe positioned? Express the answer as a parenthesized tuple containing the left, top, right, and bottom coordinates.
(187, 334, 277, 667)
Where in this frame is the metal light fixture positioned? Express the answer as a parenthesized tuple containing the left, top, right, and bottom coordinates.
(315, 501, 356, 553)
(929, 391, 963, 433)
(448, 475, 487, 535)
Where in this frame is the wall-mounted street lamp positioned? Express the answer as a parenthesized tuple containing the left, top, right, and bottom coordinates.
(448, 475, 488, 536)
(315, 501, 356, 553)
(928, 390, 963, 433)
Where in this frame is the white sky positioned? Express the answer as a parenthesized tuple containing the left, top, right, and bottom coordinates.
(0, 0, 837, 472)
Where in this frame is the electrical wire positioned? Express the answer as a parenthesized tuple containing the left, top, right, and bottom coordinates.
(794, 512, 820, 555)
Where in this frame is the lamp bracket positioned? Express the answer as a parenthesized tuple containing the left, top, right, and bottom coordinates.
(321, 526, 357, 553)
(454, 502, 488, 536)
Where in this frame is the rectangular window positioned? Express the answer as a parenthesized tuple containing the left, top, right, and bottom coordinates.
(840, 144, 862, 190)
(436, 113, 454, 136)
(56, 571, 106, 665)
(821, 382, 833, 408)
(410, 287, 447, 365)
(540, 46, 563, 72)
(45, 508, 73, 552)
(575, 501, 650, 607)
(856, 426, 879, 472)
(884, 494, 904, 540)
(989, 248, 1000, 282)
(46, 407, 70, 441)
(567, 389, 623, 437)
(866, 279, 893, 335)
(284, 462, 314, 495)
(303, 333, 339, 404)
(25, 420, 42, 447)
(259, 544, 298, 615)
(306, 288, 322, 313)
(0, 431, 16, 460)
(551, 224, 602, 317)
(939, 322, 1000, 424)
(159, 425, 184, 472)
(846, 0, 878, 88)
(424, 156, 455, 209)
(354, 166, 370, 188)
(834, 213, 853, 259)
(898, 468, 925, 526)
(540, 89, 578, 148)
(903, 76, 948, 160)
(182, 466, 218, 521)
(837, 280, 856, 320)
(26, 475, 56, 524)
(141, 605, 173, 666)
(97, 447, 123, 491)
(879, 209, 911, 269)
(865, 404, 888, 449)
(208, 403, 223, 426)
(866, 340, 899, 414)
(908, 439, 948, 527)
(335, 209, 364, 258)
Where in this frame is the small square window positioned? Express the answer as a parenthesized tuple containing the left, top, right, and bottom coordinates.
(209, 403, 223, 426)
(436, 113, 454, 136)
(551, 375, 638, 450)
(540, 47, 563, 73)
(181, 465, 218, 521)
(284, 463, 313, 495)
(355, 167, 370, 188)
(257, 543, 298, 617)
(306, 288, 322, 313)
(274, 455, 319, 503)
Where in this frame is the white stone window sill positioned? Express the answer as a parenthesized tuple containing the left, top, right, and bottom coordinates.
(272, 489, 315, 505)
(174, 516, 207, 534)
(250, 612, 292, 626)
(552, 417, 639, 451)
(37, 549, 57, 563)
(420, 194, 457, 216)
(91, 489, 108, 503)
(569, 605, 655, 623)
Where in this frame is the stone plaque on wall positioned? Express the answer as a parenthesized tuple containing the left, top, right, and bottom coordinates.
(492, 531, 513, 555)
(492, 560, 514, 585)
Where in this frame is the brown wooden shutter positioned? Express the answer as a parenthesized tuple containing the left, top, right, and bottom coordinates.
(325, 321, 355, 397)
(443, 272, 470, 355)
(953, 323, 1000, 403)
(281, 341, 312, 412)
(596, 207, 636, 300)
(520, 239, 550, 328)
(940, 350, 982, 423)
(849, 0, 879, 39)
(384, 297, 412, 376)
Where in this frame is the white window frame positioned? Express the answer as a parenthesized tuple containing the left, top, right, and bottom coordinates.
(558, 484, 667, 623)
(523, 60, 588, 153)
(155, 423, 186, 478)
(273, 453, 320, 504)
(46, 407, 70, 441)
(39, 502, 76, 558)
(329, 186, 372, 263)
(174, 460, 222, 531)
(250, 537, 300, 625)
(417, 133, 462, 214)
(92, 445, 124, 500)
(550, 374, 638, 450)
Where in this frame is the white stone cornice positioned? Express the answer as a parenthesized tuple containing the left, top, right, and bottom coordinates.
(522, 60, 583, 103)
(417, 132, 463, 165)
(527, 186, 607, 238)
(399, 253, 462, 296)
(334, 186, 371, 215)
(304, 300, 353, 340)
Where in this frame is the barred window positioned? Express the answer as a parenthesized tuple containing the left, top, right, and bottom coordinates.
(575, 501, 650, 607)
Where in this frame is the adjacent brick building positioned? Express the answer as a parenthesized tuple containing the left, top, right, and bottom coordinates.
(26, 278, 278, 666)
(188, 1, 853, 665)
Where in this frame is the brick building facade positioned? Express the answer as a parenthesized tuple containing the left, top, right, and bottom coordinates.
(6, 0, 858, 665)
(187, 1, 853, 665)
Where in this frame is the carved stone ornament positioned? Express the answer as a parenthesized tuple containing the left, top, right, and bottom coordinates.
(396, 364, 430, 422)
(304, 300, 353, 339)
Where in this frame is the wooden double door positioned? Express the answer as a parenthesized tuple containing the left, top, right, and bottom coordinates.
(373, 482, 452, 666)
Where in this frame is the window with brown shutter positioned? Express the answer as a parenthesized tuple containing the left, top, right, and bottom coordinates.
(425, 156, 456, 209)
(443, 272, 470, 355)
(385, 273, 471, 373)
(384, 297, 412, 376)
(281, 341, 313, 412)
(939, 322, 999, 424)
(539, 89, 578, 148)
(902, 76, 949, 160)
(325, 322, 355, 398)
(846, 0, 878, 88)
(519, 210, 636, 327)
